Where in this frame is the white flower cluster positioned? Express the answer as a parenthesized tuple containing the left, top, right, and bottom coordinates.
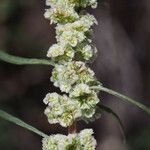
(44, 0, 100, 125)
(75, 43, 97, 61)
(43, 92, 81, 127)
(44, 0, 97, 24)
(47, 14, 97, 62)
(47, 43, 74, 62)
(51, 61, 96, 93)
(70, 84, 99, 119)
(79, 0, 98, 8)
(56, 14, 97, 46)
(43, 0, 100, 149)
(42, 129, 97, 150)
(43, 84, 100, 127)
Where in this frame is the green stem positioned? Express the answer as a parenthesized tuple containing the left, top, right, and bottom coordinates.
(0, 50, 55, 66)
(91, 86, 150, 114)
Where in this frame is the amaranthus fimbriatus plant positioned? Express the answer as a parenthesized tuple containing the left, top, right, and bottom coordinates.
(42, 0, 100, 149)
(0, 0, 150, 150)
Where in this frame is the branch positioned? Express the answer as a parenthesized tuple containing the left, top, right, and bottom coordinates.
(0, 50, 55, 66)
(68, 121, 77, 134)
(91, 86, 150, 114)
(0, 109, 48, 138)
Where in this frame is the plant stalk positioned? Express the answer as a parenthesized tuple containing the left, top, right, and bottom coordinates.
(68, 121, 77, 134)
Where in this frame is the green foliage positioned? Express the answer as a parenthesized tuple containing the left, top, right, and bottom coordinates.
(0, 109, 48, 138)
(0, 50, 55, 66)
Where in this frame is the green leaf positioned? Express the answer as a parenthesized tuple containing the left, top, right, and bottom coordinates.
(0, 109, 48, 138)
(98, 103, 126, 143)
(0, 50, 55, 66)
(91, 86, 150, 115)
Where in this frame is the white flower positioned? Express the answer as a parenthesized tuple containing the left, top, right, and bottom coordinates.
(90, 0, 98, 8)
(79, 0, 98, 8)
(82, 108, 96, 118)
(42, 129, 97, 150)
(79, 129, 97, 150)
(43, 93, 59, 105)
(44, 4, 79, 24)
(56, 14, 97, 47)
(51, 61, 96, 93)
(43, 91, 100, 126)
(52, 104, 64, 115)
(43, 93, 82, 127)
(44, 9, 51, 19)
(45, 0, 51, 6)
(70, 83, 91, 97)
(75, 43, 96, 61)
(58, 30, 85, 47)
(47, 43, 66, 57)
(70, 84, 100, 119)
(42, 136, 57, 150)
(82, 45, 94, 60)
(42, 134, 68, 150)
(59, 83, 72, 93)
(47, 43, 74, 61)
(45, 0, 98, 10)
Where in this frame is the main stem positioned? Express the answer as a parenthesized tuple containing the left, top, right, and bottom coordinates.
(68, 121, 77, 134)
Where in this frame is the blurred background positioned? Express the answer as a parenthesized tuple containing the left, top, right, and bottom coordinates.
(0, 0, 150, 149)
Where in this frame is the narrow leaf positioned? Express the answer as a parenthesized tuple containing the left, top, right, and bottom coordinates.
(91, 86, 150, 114)
(0, 109, 48, 138)
(98, 103, 126, 143)
(0, 50, 55, 66)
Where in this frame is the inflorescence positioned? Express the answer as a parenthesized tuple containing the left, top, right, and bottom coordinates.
(43, 129, 97, 150)
(43, 0, 100, 149)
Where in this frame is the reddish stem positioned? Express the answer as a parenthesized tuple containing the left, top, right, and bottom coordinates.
(68, 122, 77, 134)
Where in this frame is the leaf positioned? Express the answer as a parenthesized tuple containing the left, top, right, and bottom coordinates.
(98, 103, 126, 144)
(0, 109, 48, 138)
(0, 50, 55, 66)
(91, 86, 150, 115)
(100, 86, 150, 115)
